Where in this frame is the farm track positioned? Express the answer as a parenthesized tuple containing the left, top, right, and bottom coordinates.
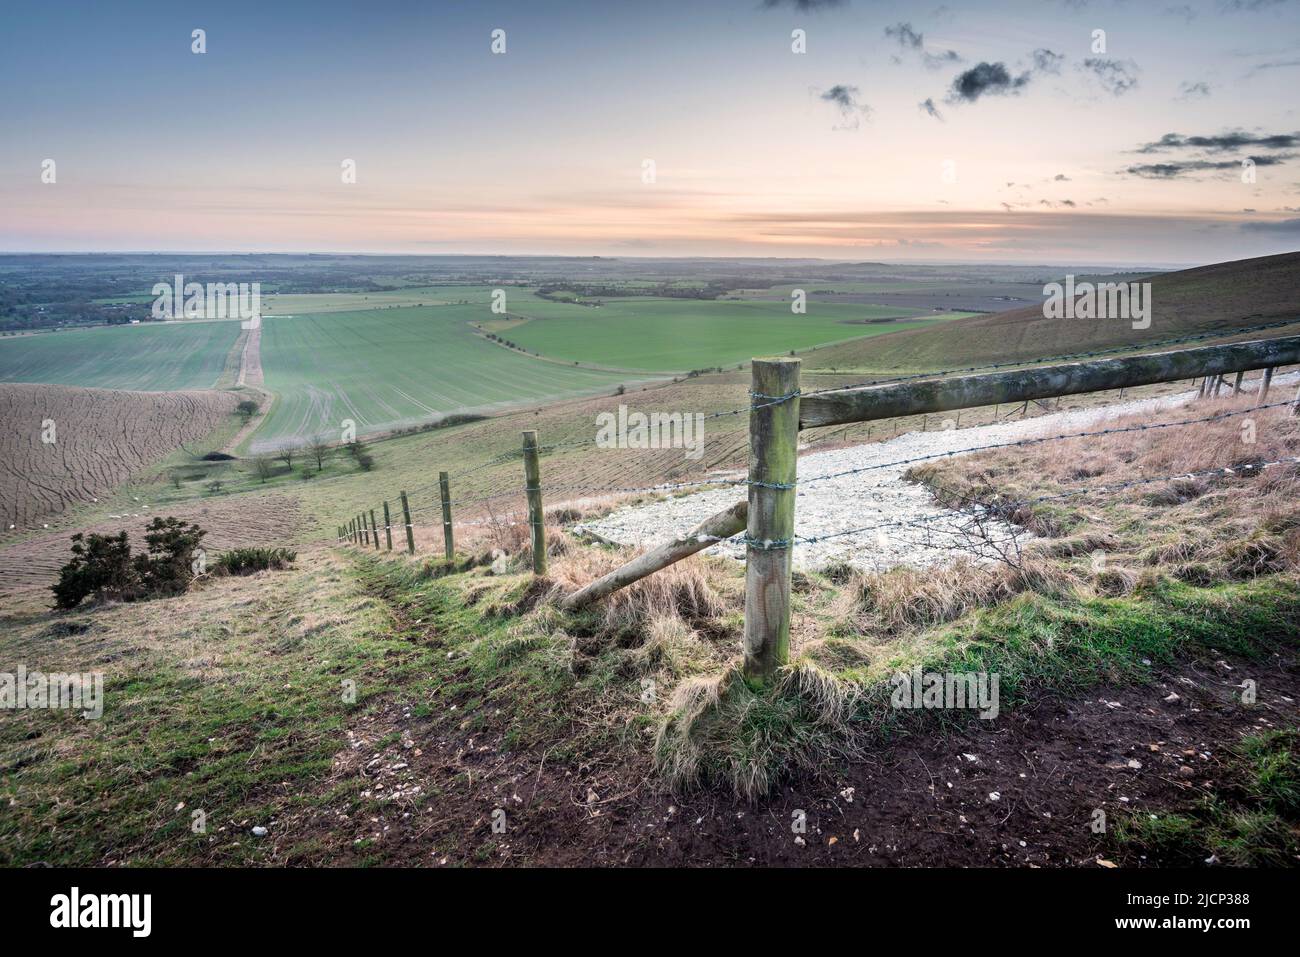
(0, 383, 238, 532)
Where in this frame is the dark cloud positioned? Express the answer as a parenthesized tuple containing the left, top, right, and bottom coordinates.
(918, 97, 943, 120)
(1126, 154, 1295, 177)
(885, 22, 962, 70)
(1241, 218, 1300, 233)
(946, 62, 1030, 103)
(1032, 48, 1065, 75)
(1177, 81, 1211, 99)
(1221, 0, 1289, 11)
(884, 22, 923, 48)
(1246, 57, 1300, 76)
(1137, 131, 1300, 153)
(818, 84, 870, 128)
(1054, 173, 1070, 181)
(1081, 58, 1140, 95)
(923, 48, 963, 69)
(761, 0, 848, 9)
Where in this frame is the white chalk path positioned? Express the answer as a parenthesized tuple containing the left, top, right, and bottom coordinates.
(575, 374, 1297, 572)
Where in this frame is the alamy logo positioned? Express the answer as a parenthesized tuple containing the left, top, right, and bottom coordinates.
(596, 405, 704, 460)
(890, 666, 1000, 719)
(50, 887, 151, 937)
(152, 274, 261, 321)
(1042, 275, 1151, 330)
(1, 666, 103, 719)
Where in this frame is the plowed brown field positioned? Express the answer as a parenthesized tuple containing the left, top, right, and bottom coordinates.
(1, 383, 238, 529)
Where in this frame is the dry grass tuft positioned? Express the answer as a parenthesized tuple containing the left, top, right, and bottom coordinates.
(836, 552, 1075, 634)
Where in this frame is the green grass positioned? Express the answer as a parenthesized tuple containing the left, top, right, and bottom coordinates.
(1112, 728, 1300, 866)
(0, 320, 241, 390)
(661, 576, 1300, 798)
(0, 550, 442, 866)
(502, 294, 955, 371)
(253, 305, 631, 449)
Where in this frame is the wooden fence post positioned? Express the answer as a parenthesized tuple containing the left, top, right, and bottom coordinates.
(383, 501, 393, 551)
(400, 491, 416, 554)
(1292, 381, 1300, 417)
(1212, 374, 1224, 398)
(743, 357, 801, 687)
(350, 518, 356, 544)
(359, 514, 367, 546)
(1233, 371, 1244, 395)
(1256, 366, 1275, 407)
(369, 509, 380, 551)
(439, 471, 454, 561)
(522, 430, 546, 575)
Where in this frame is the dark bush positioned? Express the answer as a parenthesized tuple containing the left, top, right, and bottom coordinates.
(134, 517, 206, 598)
(52, 531, 139, 609)
(213, 547, 297, 576)
(51, 517, 206, 610)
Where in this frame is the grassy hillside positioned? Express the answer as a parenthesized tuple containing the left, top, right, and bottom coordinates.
(0, 320, 242, 390)
(807, 251, 1300, 373)
(2, 396, 1297, 866)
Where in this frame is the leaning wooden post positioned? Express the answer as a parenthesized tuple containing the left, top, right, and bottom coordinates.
(1256, 366, 1275, 407)
(383, 501, 393, 551)
(522, 430, 546, 575)
(1233, 371, 1244, 395)
(439, 471, 455, 561)
(743, 357, 800, 687)
(1212, 374, 1224, 398)
(369, 509, 380, 551)
(399, 491, 416, 554)
(1292, 381, 1300, 417)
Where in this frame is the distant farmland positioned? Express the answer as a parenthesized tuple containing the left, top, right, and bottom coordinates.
(252, 306, 630, 449)
(0, 321, 240, 390)
(500, 294, 968, 370)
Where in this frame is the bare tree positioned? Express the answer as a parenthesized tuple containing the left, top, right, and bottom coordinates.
(250, 454, 274, 484)
(307, 435, 330, 471)
(277, 444, 295, 470)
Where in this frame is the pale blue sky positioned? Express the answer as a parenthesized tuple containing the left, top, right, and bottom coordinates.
(1, 0, 1298, 264)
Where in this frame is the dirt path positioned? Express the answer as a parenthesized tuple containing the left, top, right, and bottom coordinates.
(221, 322, 273, 455)
(577, 374, 1299, 571)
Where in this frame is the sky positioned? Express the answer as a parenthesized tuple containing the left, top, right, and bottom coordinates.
(1, 0, 1298, 265)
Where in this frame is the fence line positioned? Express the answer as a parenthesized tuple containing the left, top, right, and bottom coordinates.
(333, 334, 1300, 687)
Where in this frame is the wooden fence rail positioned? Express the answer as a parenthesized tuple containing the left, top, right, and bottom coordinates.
(338, 334, 1300, 687)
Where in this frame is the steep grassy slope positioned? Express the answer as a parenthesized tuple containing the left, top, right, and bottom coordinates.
(807, 251, 1300, 372)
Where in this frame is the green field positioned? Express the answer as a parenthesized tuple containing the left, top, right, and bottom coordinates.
(501, 294, 953, 370)
(253, 306, 630, 448)
(0, 320, 240, 390)
(261, 285, 503, 315)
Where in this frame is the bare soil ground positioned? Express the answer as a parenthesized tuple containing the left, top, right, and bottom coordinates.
(290, 572, 1299, 867)
(0, 383, 238, 532)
